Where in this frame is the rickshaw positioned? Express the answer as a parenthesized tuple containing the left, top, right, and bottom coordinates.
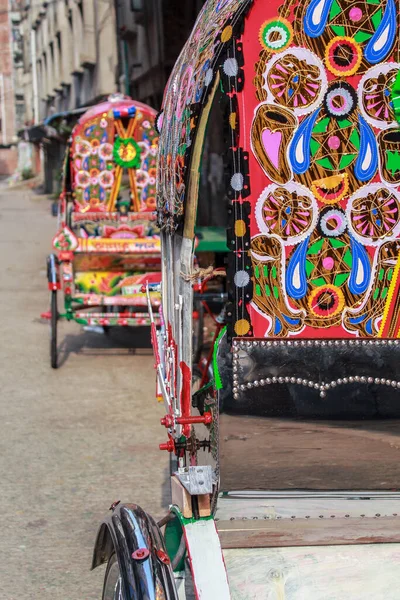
(92, 1, 400, 598)
(46, 95, 161, 368)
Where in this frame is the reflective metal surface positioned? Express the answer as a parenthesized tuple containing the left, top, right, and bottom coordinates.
(92, 503, 178, 600)
(103, 554, 123, 600)
(219, 339, 400, 491)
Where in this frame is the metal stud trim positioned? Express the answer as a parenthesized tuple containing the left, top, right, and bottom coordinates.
(232, 339, 400, 398)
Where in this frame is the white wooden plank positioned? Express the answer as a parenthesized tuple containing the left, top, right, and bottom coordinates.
(224, 544, 400, 600)
(216, 495, 400, 521)
(184, 519, 231, 600)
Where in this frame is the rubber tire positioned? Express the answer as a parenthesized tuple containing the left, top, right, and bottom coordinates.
(50, 290, 58, 369)
(102, 553, 122, 600)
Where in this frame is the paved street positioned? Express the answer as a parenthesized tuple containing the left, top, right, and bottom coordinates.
(0, 185, 168, 599)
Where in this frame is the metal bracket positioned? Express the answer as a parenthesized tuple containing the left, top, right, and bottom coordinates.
(176, 466, 213, 495)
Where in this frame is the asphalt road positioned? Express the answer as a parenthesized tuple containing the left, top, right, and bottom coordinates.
(0, 186, 168, 599)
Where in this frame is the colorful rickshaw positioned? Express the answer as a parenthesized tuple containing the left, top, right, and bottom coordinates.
(93, 2, 400, 598)
(47, 95, 161, 368)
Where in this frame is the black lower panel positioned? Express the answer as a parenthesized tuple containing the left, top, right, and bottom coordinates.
(218, 338, 400, 491)
(229, 339, 400, 418)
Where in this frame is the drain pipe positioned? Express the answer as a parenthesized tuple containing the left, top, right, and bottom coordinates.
(0, 73, 6, 144)
(31, 28, 39, 124)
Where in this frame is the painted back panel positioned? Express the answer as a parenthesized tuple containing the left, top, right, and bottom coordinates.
(235, 0, 400, 339)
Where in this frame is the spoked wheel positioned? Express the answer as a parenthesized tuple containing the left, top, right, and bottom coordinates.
(50, 290, 58, 369)
(102, 553, 123, 600)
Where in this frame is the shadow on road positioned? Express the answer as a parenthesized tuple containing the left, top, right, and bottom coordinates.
(56, 326, 153, 367)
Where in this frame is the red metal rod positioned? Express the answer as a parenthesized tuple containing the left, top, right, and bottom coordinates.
(176, 412, 212, 425)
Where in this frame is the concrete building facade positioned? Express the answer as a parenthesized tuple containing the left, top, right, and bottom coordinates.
(115, 0, 206, 109)
(11, 0, 205, 187)
(18, 0, 119, 192)
(0, 0, 23, 175)
(21, 0, 119, 124)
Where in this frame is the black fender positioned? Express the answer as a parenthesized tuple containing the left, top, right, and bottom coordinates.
(46, 254, 59, 285)
(92, 503, 178, 600)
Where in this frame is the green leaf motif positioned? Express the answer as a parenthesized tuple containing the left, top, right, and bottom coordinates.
(371, 9, 382, 29)
(311, 277, 327, 287)
(331, 25, 346, 36)
(343, 249, 353, 267)
(313, 117, 330, 134)
(354, 31, 373, 43)
(308, 238, 324, 255)
(310, 138, 320, 157)
(306, 259, 315, 277)
(316, 157, 334, 169)
(329, 0, 341, 18)
(339, 154, 356, 169)
(349, 129, 360, 150)
(330, 238, 347, 249)
(338, 119, 353, 129)
(334, 273, 349, 286)
(386, 151, 400, 175)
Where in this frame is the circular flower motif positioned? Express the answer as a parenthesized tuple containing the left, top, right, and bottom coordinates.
(142, 120, 151, 129)
(136, 169, 150, 188)
(309, 285, 345, 319)
(99, 143, 113, 161)
(100, 118, 108, 128)
(146, 196, 156, 209)
(75, 140, 91, 157)
(264, 48, 327, 116)
(90, 168, 99, 178)
(176, 65, 194, 119)
(234, 270, 250, 288)
(319, 208, 347, 237)
(259, 18, 293, 53)
(98, 170, 114, 189)
(155, 110, 164, 134)
(204, 68, 213, 87)
(75, 170, 91, 188)
(90, 177, 99, 185)
(138, 141, 149, 159)
(324, 82, 357, 119)
(347, 184, 400, 245)
(216, 0, 229, 11)
(256, 182, 318, 245)
(223, 58, 239, 77)
(231, 172, 244, 191)
(113, 137, 142, 169)
(358, 63, 400, 130)
(325, 36, 362, 77)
